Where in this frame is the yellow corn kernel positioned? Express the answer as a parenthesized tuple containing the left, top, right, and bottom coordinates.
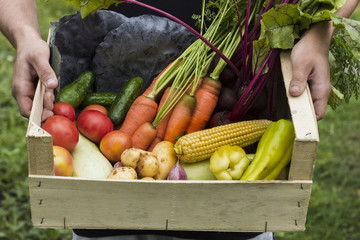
(174, 119, 272, 163)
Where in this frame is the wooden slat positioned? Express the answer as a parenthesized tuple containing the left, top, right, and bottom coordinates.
(280, 51, 319, 180)
(25, 33, 316, 232)
(26, 78, 54, 176)
(28, 81, 44, 127)
(26, 121, 54, 176)
(25, 27, 55, 176)
(29, 176, 311, 232)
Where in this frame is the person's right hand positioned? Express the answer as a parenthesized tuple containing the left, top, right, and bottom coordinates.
(11, 33, 58, 122)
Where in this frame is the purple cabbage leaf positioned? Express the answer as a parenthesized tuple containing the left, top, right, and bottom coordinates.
(53, 10, 127, 88)
(91, 14, 196, 93)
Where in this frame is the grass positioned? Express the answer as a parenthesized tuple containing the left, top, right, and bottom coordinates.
(276, 99, 360, 240)
(0, 1, 75, 239)
(0, 1, 359, 240)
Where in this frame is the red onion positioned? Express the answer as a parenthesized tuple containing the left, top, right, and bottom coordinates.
(114, 161, 123, 169)
(167, 161, 187, 180)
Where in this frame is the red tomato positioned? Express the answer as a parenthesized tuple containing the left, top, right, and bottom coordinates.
(42, 115, 79, 151)
(77, 110, 113, 143)
(53, 145, 74, 176)
(81, 104, 108, 115)
(100, 130, 132, 163)
(53, 102, 76, 122)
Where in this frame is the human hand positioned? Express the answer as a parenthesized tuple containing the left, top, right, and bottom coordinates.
(289, 22, 333, 120)
(11, 35, 58, 122)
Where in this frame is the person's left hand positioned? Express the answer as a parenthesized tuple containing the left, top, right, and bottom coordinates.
(289, 22, 332, 120)
(11, 34, 58, 122)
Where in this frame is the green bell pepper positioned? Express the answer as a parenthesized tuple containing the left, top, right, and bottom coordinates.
(240, 119, 295, 181)
(209, 145, 250, 180)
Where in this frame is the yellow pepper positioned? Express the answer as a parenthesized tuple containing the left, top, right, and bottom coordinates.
(240, 119, 295, 181)
(209, 145, 250, 180)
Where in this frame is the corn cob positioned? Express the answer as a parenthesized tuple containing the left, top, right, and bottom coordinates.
(174, 119, 272, 163)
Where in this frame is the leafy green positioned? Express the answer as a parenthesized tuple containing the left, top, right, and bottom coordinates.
(53, 10, 126, 88)
(55, 0, 360, 110)
(260, 4, 300, 49)
(250, 0, 360, 109)
(254, 1, 343, 74)
(331, 12, 360, 41)
(328, 30, 360, 109)
(252, 36, 270, 74)
(252, 3, 299, 73)
(91, 14, 196, 93)
(60, 0, 122, 17)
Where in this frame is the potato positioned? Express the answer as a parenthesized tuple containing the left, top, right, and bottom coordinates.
(120, 148, 146, 168)
(152, 141, 177, 180)
(141, 177, 155, 181)
(107, 167, 137, 180)
(136, 152, 159, 178)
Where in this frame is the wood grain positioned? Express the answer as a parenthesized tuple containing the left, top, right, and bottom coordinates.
(280, 51, 319, 180)
(29, 175, 311, 232)
(25, 41, 317, 231)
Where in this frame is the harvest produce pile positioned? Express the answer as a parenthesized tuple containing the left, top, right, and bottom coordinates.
(43, 0, 360, 181)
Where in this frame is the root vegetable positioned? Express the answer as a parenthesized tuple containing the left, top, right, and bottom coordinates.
(214, 87, 237, 112)
(207, 111, 232, 128)
(151, 141, 177, 180)
(136, 152, 159, 178)
(107, 167, 137, 180)
(114, 161, 123, 169)
(141, 177, 155, 181)
(167, 161, 187, 180)
(120, 148, 146, 169)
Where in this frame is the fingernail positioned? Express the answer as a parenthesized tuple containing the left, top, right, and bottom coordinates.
(290, 85, 300, 92)
(45, 78, 57, 87)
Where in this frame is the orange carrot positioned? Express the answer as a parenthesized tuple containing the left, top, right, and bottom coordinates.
(119, 59, 182, 137)
(185, 77, 203, 95)
(147, 137, 161, 152)
(147, 87, 174, 151)
(142, 76, 158, 97)
(186, 76, 222, 133)
(148, 110, 172, 150)
(143, 60, 180, 100)
(154, 88, 174, 137)
(132, 122, 157, 150)
(119, 95, 158, 136)
(164, 93, 196, 144)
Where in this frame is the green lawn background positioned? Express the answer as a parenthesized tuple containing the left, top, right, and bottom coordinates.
(0, 1, 359, 239)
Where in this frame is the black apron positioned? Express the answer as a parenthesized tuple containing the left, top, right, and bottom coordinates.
(74, 2, 265, 239)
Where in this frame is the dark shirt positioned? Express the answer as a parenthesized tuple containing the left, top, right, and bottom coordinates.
(74, 2, 264, 239)
(73, 229, 263, 239)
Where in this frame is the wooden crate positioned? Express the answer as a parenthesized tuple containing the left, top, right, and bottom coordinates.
(26, 51, 318, 232)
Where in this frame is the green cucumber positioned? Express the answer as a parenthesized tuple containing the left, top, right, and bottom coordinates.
(80, 92, 117, 109)
(56, 71, 95, 108)
(108, 77, 143, 126)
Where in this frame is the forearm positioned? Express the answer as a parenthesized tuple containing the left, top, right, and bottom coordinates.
(302, 0, 359, 51)
(289, 0, 359, 120)
(0, 0, 41, 49)
(336, 0, 360, 18)
(325, 0, 360, 37)
(0, 0, 57, 120)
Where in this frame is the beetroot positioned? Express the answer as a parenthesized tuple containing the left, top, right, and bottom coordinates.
(215, 87, 237, 112)
(208, 111, 232, 128)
